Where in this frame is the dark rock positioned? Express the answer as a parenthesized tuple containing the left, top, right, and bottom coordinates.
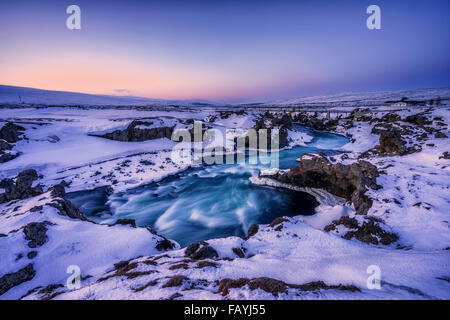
(252, 118, 290, 149)
(49, 198, 86, 221)
(156, 238, 176, 251)
(269, 217, 288, 228)
(23, 221, 51, 248)
(197, 261, 218, 268)
(0, 122, 25, 143)
(377, 130, 407, 156)
(0, 169, 43, 203)
(246, 224, 259, 239)
(185, 243, 200, 256)
(112, 219, 136, 228)
(439, 152, 450, 160)
(325, 119, 339, 129)
(16, 169, 38, 190)
(290, 280, 360, 292)
(218, 277, 287, 296)
(0, 139, 13, 152)
(217, 277, 360, 297)
(274, 154, 380, 214)
(325, 216, 398, 245)
(49, 181, 68, 198)
(162, 275, 189, 288)
(217, 278, 250, 296)
(29, 205, 43, 212)
(232, 248, 245, 258)
(94, 120, 175, 142)
(185, 243, 218, 260)
(47, 135, 60, 143)
(435, 132, 448, 139)
(247, 277, 287, 296)
(404, 114, 431, 126)
(292, 113, 327, 131)
(169, 263, 189, 270)
(270, 114, 293, 129)
(324, 216, 358, 232)
(27, 251, 37, 259)
(0, 152, 19, 163)
(191, 246, 219, 260)
(380, 113, 401, 123)
(0, 264, 36, 296)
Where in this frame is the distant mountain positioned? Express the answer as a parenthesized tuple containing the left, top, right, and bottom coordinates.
(0, 85, 226, 107)
(265, 88, 450, 107)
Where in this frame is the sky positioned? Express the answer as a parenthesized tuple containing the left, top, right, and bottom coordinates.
(0, 0, 449, 103)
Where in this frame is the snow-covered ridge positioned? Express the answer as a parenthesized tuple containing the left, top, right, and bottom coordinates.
(0, 85, 226, 107)
(266, 88, 450, 107)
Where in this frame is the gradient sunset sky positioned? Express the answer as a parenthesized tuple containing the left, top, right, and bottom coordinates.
(0, 0, 449, 103)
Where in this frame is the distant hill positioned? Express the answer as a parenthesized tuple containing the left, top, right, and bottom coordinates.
(0, 85, 225, 107)
(265, 88, 450, 107)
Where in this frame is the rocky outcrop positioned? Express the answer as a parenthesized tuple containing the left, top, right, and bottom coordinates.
(271, 154, 380, 214)
(0, 123, 24, 163)
(0, 169, 43, 204)
(23, 222, 51, 248)
(0, 139, 13, 152)
(404, 114, 432, 126)
(0, 122, 25, 143)
(0, 152, 19, 163)
(185, 242, 218, 260)
(435, 132, 448, 139)
(94, 120, 175, 142)
(0, 264, 36, 296)
(380, 113, 401, 123)
(440, 152, 450, 160)
(217, 277, 360, 297)
(324, 216, 398, 245)
(48, 197, 86, 221)
(252, 118, 290, 149)
(377, 130, 408, 156)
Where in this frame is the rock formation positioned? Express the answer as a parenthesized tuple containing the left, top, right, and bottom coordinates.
(270, 154, 380, 214)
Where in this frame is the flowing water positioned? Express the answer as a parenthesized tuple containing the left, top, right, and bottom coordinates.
(67, 125, 348, 246)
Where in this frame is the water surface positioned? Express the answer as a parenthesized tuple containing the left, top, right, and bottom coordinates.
(68, 125, 348, 246)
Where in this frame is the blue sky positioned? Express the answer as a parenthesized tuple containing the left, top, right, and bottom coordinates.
(0, 0, 449, 103)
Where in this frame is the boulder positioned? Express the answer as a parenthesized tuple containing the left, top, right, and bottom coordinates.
(380, 113, 401, 123)
(274, 154, 380, 214)
(0, 122, 25, 143)
(324, 216, 398, 245)
(404, 114, 431, 126)
(0, 169, 43, 203)
(0, 139, 13, 152)
(49, 198, 87, 221)
(185, 242, 218, 260)
(435, 132, 447, 139)
(95, 120, 175, 142)
(377, 130, 407, 156)
(23, 221, 51, 248)
(0, 264, 36, 296)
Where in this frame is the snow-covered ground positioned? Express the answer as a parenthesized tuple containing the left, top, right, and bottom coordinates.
(267, 88, 450, 107)
(1, 89, 449, 300)
(0, 85, 225, 107)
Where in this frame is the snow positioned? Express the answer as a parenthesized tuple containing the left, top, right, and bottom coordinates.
(0, 85, 225, 107)
(0, 90, 449, 300)
(0, 191, 173, 300)
(267, 88, 450, 107)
